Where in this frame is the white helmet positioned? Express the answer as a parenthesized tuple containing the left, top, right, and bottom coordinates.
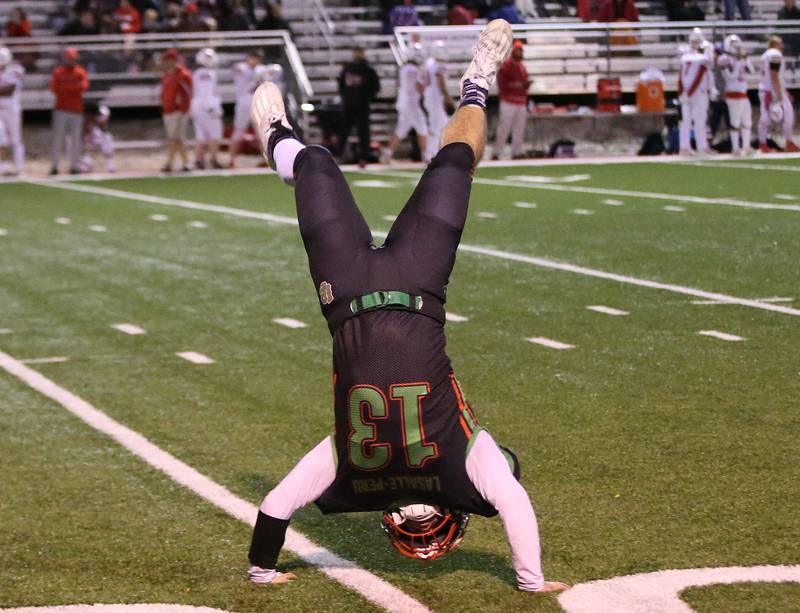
(430, 40, 446, 62)
(688, 27, 705, 50)
(195, 47, 217, 68)
(259, 63, 284, 84)
(0, 47, 12, 68)
(724, 34, 743, 57)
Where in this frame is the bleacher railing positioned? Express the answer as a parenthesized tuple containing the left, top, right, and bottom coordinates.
(3, 30, 314, 126)
(394, 20, 800, 95)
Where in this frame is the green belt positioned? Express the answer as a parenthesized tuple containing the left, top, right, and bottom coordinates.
(350, 290, 423, 315)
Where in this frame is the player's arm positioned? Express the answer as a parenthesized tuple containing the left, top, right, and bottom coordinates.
(465, 430, 569, 593)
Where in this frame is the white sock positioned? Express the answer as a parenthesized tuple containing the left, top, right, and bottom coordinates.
(730, 129, 740, 153)
(742, 127, 751, 151)
(274, 138, 305, 186)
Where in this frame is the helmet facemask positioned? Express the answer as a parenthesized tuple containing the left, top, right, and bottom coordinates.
(381, 504, 470, 561)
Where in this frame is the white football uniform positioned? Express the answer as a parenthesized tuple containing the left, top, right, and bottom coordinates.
(0, 62, 25, 171)
(758, 47, 795, 145)
(232, 61, 258, 139)
(393, 63, 428, 139)
(422, 57, 449, 160)
(717, 54, 752, 153)
(678, 50, 713, 152)
(191, 67, 223, 141)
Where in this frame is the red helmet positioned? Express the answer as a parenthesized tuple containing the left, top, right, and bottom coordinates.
(381, 504, 469, 561)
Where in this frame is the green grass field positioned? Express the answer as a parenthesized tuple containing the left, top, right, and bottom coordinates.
(1, 157, 799, 613)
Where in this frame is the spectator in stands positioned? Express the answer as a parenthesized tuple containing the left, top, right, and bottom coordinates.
(493, 40, 530, 159)
(50, 48, 89, 175)
(665, 0, 704, 19)
(221, 0, 253, 30)
(160, 48, 193, 172)
(257, 2, 291, 31)
(6, 7, 32, 37)
(337, 46, 381, 166)
(723, 0, 750, 20)
(141, 8, 166, 33)
(176, 3, 206, 32)
(112, 0, 142, 33)
(59, 10, 100, 36)
(448, 2, 477, 23)
(488, 0, 524, 22)
(390, 0, 422, 30)
(779, 0, 800, 56)
(598, 0, 639, 21)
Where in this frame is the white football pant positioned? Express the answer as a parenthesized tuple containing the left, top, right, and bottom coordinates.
(425, 105, 449, 161)
(394, 103, 429, 139)
(192, 109, 223, 142)
(758, 91, 795, 144)
(494, 100, 528, 158)
(0, 106, 24, 171)
(725, 98, 752, 154)
(232, 96, 253, 140)
(680, 94, 709, 152)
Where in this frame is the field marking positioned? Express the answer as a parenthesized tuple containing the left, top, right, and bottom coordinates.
(513, 201, 537, 209)
(664, 205, 687, 212)
(55, 217, 71, 225)
(446, 312, 470, 323)
(176, 351, 215, 364)
(680, 160, 800, 173)
(30, 180, 800, 318)
(586, 305, 629, 316)
(0, 328, 11, 334)
(370, 170, 800, 213)
(0, 606, 234, 613)
(526, 337, 575, 350)
(0, 349, 431, 613)
(188, 221, 208, 228)
(0, 228, 7, 236)
(149, 214, 170, 222)
(273, 317, 308, 329)
(382, 215, 398, 222)
(20, 357, 69, 364)
(88, 224, 107, 232)
(476, 211, 498, 219)
(693, 296, 792, 305)
(112, 323, 146, 335)
(559, 565, 800, 613)
(602, 199, 624, 206)
(506, 174, 591, 183)
(698, 330, 745, 342)
(773, 194, 797, 200)
(571, 208, 594, 216)
(352, 179, 406, 188)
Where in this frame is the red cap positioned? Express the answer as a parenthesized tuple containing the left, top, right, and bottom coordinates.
(512, 40, 524, 50)
(184, 2, 198, 13)
(161, 48, 179, 61)
(63, 47, 79, 60)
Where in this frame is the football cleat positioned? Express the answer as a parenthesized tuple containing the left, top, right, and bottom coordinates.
(248, 565, 298, 585)
(250, 81, 295, 169)
(460, 19, 513, 95)
(786, 141, 799, 153)
(381, 503, 469, 561)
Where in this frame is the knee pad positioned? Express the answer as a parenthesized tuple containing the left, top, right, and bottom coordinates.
(296, 144, 337, 176)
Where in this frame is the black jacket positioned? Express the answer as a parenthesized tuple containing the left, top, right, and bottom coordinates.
(338, 60, 381, 108)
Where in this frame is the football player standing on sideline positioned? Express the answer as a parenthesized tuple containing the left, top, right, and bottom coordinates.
(493, 39, 530, 160)
(229, 50, 264, 168)
(191, 48, 224, 170)
(160, 48, 193, 173)
(421, 40, 454, 162)
(0, 47, 25, 176)
(758, 36, 798, 153)
(50, 48, 89, 175)
(383, 43, 428, 163)
(245, 19, 570, 594)
(678, 29, 715, 155)
(717, 35, 753, 156)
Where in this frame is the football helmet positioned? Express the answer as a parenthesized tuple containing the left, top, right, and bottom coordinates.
(381, 503, 469, 561)
(195, 47, 217, 68)
(0, 47, 12, 68)
(688, 27, 705, 51)
(723, 34, 743, 57)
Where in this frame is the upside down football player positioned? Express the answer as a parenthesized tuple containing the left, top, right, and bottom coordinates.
(246, 19, 569, 594)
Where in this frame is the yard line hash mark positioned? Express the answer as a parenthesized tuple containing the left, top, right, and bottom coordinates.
(446, 313, 470, 323)
(0, 228, 7, 236)
(0, 329, 11, 334)
(176, 351, 215, 364)
(477, 211, 498, 218)
(571, 209, 594, 216)
(382, 215, 398, 222)
(112, 323, 146, 335)
(88, 224, 107, 232)
(602, 199, 624, 206)
(773, 194, 796, 200)
(513, 201, 537, 209)
(20, 356, 70, 364)
(55, 217, 72, 224)
(663, 205, 686, 212)
(586, 305, 629, 316)
(698, 330, 745, 342)
(273, 318, 308, 329)
(526, 337, 575, 350)
(31, 180, 800, 318)
(188, 221, 208, 228)
(149, 214, 170, 221)
(0, 350, 430, 613)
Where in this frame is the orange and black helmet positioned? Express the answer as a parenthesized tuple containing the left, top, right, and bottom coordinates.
(381, 504, 470, 561)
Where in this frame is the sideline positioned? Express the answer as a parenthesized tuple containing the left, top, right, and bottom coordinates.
(26, 179, 800, 318)
(0, 349, 430, 613)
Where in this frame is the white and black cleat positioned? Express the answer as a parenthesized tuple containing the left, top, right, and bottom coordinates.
(460, 19, 513, 95)
(250, 81, 296, 170)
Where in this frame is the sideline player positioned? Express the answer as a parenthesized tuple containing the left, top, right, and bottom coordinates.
(757, 36, 798, 153)
(0, 47, 25, 176)
(229, 50, 264, 168)
(383, 43, 428, 162)
(421, 40, 454, 162)
(717, 35, 753, 156)
(678, 29, 715, 155)
(191, 47, 224, 169)
(246, 20, 570, 594)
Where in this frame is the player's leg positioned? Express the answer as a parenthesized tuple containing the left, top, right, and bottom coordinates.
(412, 107, 429, 162)
(249, 436, 337, 583)
(741, 100, 753, 155)
(355, 106, 371, 164)
(510, 103, 527, 158)
(782, 96, 797, 150)
(2, 108, 23, 174)
(384, 110, 411, 161)
(693, 97, 709, 152)
(51, 110, 66, 173)
(494, 100, 513, 159)
(727, 100, 741, 154)
(758, 91, 771, 151)
(67, 112, 83, 173)
(229, 100, 249, 167)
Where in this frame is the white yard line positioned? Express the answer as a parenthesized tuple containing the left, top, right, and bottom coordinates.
(697, 330, 745, 342)
(692, 297, 793, 305)
(20, 356, 70, 364)
(176, 351, 215, 364)
(112, 323, 146, 335)
(679, 160, 800, 173)
(0, 349, 430, 613)
(273, 317, 308, 329)
(30, 179, 800, 318)
(526, 337, 575, 350)
(586, 305, 629, 316)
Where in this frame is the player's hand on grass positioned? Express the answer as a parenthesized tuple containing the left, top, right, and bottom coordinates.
(537, 581, 570, 592)
(271, 571, 297, 584)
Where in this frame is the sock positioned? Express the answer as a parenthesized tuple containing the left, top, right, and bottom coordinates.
(730, 129, 740, 153)
(274, 138, 305, 186)
(459, 80, 488, 110)
(742, 127, 751, 151)
(248, 511, 291, 569)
